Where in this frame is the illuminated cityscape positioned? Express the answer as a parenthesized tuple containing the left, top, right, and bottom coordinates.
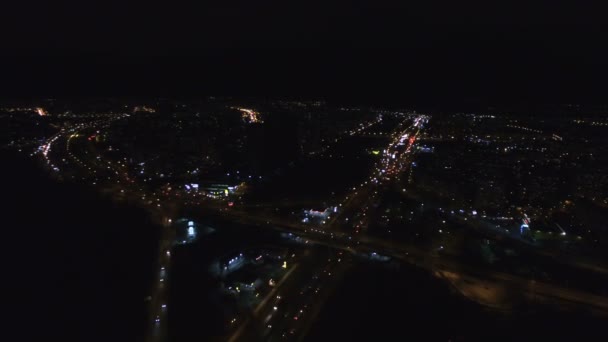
(2, 99, 608, 341)
(3, 2, 608, 342)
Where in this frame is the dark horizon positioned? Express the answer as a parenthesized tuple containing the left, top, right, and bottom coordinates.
(2, 3, 608, 108)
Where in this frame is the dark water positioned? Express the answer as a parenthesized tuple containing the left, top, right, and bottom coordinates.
(2, 151, 159, 342)
(307, 262, 608, 342)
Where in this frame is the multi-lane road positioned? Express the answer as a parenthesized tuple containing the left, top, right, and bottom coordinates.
(219, 114, 608, 341)
(31, 112, 608, 341)
(221, 116, 428, 341)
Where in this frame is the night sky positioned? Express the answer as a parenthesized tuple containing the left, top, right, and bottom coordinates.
(1, 2, 607, 106)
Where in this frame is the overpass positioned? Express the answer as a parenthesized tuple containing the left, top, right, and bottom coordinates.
(204, 207, 608, 315)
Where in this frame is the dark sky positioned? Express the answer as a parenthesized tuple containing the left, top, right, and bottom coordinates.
(1, 1, 607, 106)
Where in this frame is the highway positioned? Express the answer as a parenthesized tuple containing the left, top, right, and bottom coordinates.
(223, 116, 427, 341)
(227, 263, 301, 342)
(146, 216, 174, 342)
(31, 111, 608, 341)
(217, 114, 608, 341)
(92, 111, 608, 340)
(227, 250, 351, 342)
